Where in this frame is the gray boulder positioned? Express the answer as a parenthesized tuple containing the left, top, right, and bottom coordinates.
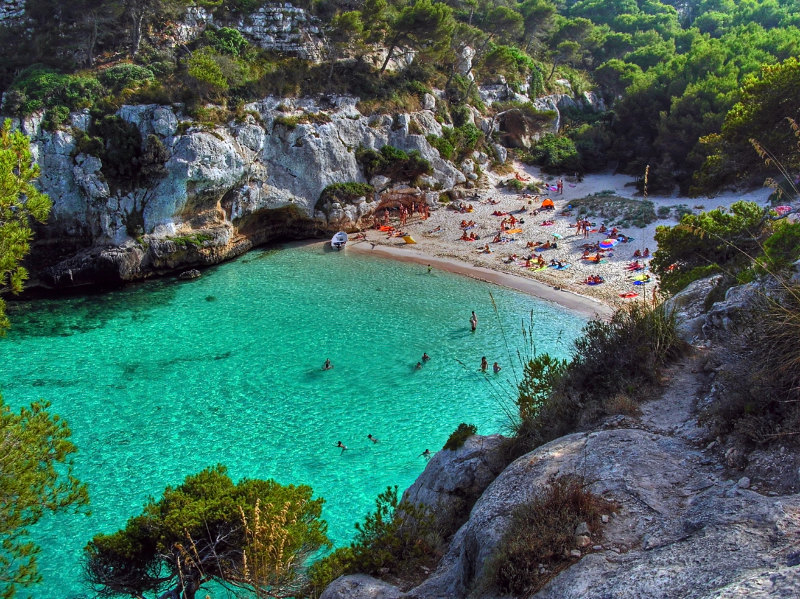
(664, 274, 723, 342)
(402, 434, 507, 536)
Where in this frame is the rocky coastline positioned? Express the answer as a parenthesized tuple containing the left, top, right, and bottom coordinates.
(320, 277, 800, 599)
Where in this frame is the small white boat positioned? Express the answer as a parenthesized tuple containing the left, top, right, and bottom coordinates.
(331, 231, 348, 250)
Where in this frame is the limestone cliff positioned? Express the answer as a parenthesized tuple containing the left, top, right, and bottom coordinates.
(321, 278, 800, 599)
(13, 96, 471, 289)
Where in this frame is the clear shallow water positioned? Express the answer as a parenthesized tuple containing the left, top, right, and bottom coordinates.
(0, 244, 587, 598)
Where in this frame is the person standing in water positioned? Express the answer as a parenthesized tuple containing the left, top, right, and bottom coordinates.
(470, 311, 478, 331)
(481, 356, 488, 371)
(493, 362, 502, 373)
(323, 359, 333, 370)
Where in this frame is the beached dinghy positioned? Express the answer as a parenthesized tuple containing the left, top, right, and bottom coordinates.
(331, 231, 348, 250)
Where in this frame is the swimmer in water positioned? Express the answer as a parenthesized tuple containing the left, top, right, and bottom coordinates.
(493, 362, 502, 373)
(415, 361, 423, 369)
(422, 352, 430, 362)
(368, 434, 379, 443)
(323, 359, 333, 370)
(420, 449, 431, 460)
(336, 441, 347, 453)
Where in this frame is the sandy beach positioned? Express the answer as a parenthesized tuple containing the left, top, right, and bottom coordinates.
(348, 162, 772, 316)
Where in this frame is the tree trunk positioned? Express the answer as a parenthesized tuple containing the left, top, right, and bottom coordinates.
(379, 42, 397, 75)
(131, 10, 144, 57)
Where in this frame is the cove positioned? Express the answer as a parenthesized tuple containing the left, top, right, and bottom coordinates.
(0, 244, 587, 598)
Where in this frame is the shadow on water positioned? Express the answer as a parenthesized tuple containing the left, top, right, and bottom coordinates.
(6, 279, 180, 338)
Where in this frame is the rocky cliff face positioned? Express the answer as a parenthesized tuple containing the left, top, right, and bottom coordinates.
(321, 278, 800, 599)
(14, 95, 473, 288)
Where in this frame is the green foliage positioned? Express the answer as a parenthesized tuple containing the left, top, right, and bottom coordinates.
(694, 57, 800, 192)
(5, 65, 102, 116)
(426, 122, 482, 161)
(85, 464, 329, 599)
(528, 134, 582, 173)
(306, 486, 439, 595)
(0, 120, 51, 334)
(203, 26, 249, 57)
(355, 144, 432, 182)
(97, 64, 155, 93)
(651, 201, 768, 295)
(516, 353, 568, 423)
(760, 222, 800, 272)
(0, 395, 89, 598)
(169, 233, 213, 248)
(316, 182, 374, 212)
(443, 422, 477, 450)
(512, 304, 686, 457)
(486, 476, 613, 597)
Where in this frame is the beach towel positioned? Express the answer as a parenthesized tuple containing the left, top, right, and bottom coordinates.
(549, 185, 558, 191)
(620, 292, 638, 298)
(506, 228, 523, 234)
(548, 263, 571, 270)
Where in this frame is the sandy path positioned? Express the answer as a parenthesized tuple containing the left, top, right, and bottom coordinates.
(350, 163, 772, 313)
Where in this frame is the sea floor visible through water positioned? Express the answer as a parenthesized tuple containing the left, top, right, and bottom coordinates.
(0, 243, 587, 598)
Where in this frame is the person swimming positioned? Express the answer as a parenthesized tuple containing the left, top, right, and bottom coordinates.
(415, 361, 423, 369)
(336, 441, 347, 453)
(420, 449, 431, 460)
(367, 434, 379, 443)
(323, 359, 333, 370)
(422, 352, 430, 361)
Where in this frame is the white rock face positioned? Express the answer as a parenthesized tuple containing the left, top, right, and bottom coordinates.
(9, 95, 472, 283)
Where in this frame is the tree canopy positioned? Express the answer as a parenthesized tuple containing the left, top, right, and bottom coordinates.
(84, 465, 330, 599)
(0, 119, 51, 335)
(0, 396, 89, 598)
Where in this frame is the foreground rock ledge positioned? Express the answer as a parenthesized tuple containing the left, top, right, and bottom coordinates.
(322, 328, 800, 599)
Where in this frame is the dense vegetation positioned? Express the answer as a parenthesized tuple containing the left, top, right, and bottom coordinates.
(0, 0, 798, 195)
(85, 465, 330, 599)
(0, 396, 89, 599)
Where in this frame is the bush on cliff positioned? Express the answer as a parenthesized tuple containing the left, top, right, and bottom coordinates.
(702, 281, 800, 448)
(509, 303, 687, 458)
(356, 145, 432, 182)
(315, 182, 374, 213)
(484, 476, 614, 597)
(305, 486, 440, 597)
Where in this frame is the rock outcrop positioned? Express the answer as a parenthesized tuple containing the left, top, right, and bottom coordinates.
(321, 300, 800, 599)
(13, 96, 472, 288)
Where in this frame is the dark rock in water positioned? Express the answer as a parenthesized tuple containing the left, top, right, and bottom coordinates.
(205, 295, 217, 302)
(178, 269, 202, 280)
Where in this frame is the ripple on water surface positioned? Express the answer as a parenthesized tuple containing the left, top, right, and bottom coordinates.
(0, 244, 587, 598)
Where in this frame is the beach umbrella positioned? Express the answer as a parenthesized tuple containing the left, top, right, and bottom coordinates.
(599, 239, 619, 249)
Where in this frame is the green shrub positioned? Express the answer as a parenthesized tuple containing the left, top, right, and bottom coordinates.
(701, 283, 800, 447)
(306, 486, 440, 596)
(98, 64, 155, 93)
(511, 304, 687, 457)
(7, 65, 102, 115)
(760, 221, 800, 272)
(516, 354, 568, 424)
(657, 205, 671, 218)
(203, 26, 249, 56)
(652, 201, 768, 295)
(443, 423, 477, 450)
(42, 105, 70, 131)
(528, 134, 582, 173)
(486, 476, 613, 597)
(316, 182, 374, 212)
(355, 144, 432, 182)
(169, 233, 213, 247)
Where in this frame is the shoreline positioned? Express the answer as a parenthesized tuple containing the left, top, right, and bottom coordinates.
(340, 163, 771, 317)
(347, 240, 614, 319)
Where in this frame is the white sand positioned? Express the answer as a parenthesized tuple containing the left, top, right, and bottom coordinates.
(348, 162, 772, 314)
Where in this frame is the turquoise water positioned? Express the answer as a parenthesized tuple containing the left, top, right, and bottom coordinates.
(0, 244, 587, 598)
